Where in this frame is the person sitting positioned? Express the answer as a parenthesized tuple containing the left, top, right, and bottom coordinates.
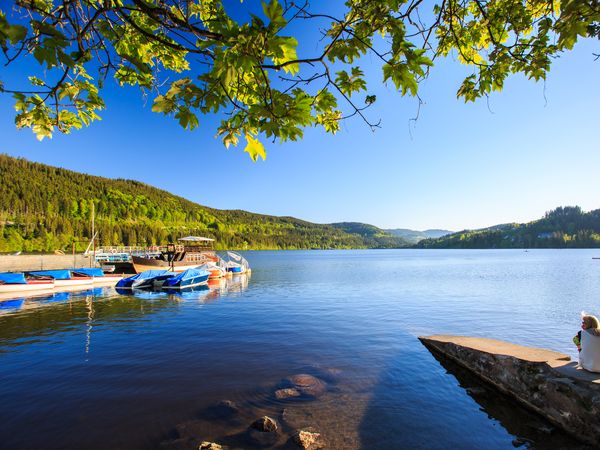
(575, 314, 600, 372)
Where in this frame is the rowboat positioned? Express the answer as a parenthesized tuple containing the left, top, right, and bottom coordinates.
(161, 268, 210, 290)
(0, 272, 55, 293)
(28, 269, 94, 287)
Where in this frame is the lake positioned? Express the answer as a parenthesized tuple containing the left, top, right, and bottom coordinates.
(1, 249, 598, 449)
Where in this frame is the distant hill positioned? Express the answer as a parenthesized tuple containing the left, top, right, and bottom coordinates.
(385, 228, 453, 245)
(331, 222, 411, 247)
(415, 207, 600, 248)
(0, 154, 407, 252)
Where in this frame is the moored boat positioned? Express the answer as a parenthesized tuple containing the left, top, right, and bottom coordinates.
(197, 259, 227, 279)
(0, 272, 55, 293)
(131, 237, 218, 274)
(223, 251, 250, 275)
(161, 268, 210, 290)
(72, 267, 123, 284)
(116, 270, 169, 289)
(28, 269, 94, 287)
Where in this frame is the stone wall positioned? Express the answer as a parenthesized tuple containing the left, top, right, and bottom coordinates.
(419, 335, 600, 446)
(0, 254, 92, 272)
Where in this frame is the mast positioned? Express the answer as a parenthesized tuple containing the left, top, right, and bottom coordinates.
(91, 202, 95, 268)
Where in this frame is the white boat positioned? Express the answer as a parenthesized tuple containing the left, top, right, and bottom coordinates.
(196, 259, 227, 279)
(0, 272, 55, 293)
(223, 251, 250, 275)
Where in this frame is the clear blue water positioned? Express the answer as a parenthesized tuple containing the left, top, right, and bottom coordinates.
(1, 249, 598, 449)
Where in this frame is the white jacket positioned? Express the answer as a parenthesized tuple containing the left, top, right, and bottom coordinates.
(580, 329, 600, 372)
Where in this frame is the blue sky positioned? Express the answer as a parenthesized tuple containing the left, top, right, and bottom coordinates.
(1, 8, 598, 231)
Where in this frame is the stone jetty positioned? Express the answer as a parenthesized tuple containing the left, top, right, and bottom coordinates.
(0, 254, 90, 272)
(419, 335, 600, 446)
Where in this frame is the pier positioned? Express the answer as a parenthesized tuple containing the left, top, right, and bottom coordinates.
(419, 335, 600, 446)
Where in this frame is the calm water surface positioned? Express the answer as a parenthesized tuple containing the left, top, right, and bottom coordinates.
(1, 249, 599, 449)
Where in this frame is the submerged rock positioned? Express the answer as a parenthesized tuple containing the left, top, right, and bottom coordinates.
(465, 387, 487, 396)
(511, 437, 528, 447)
(292, 427, 326, 449)
(275, 388, 302, 399)
(201, 399, 240, 420)
(281, 408, 314, 429)
(199, 442, 223, 450)
(250, 416, 278, 432)
(284, 374, 327, 398)
(215, 400, 239, 416)
(248, 416, 279, 446)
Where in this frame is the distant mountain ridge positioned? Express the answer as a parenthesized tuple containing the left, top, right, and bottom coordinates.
(385, 228, 453, 244)
(415, 206, 600, 248)
(331, 222, 411, 247)
(0, 154, 407, 252)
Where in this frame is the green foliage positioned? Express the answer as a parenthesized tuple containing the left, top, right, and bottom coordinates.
(0, 154, 406, 252)
(1, 0, 594, 159)
(416, 206, 600, 249)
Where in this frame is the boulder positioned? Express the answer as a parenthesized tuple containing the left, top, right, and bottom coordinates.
(292, 427, 326, 449)
(284, 374, 327, 398)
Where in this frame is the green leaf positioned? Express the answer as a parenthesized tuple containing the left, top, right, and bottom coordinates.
(262, 0, 285, 27)
(5, 24, 27, 44)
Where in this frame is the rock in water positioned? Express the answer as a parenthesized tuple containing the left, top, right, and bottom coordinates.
(248, 416, 279, 446)
(200, 399, 240, 421)
(199, 442, 223, 450)
(292, 427, 326, 449)
(250, 416, 278, 432)
(275, 388, 302, 399)
(215, 400, 239, 416)
(285, 374, 327, 398)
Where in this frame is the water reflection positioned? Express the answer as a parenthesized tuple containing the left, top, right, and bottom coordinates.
(0, 274, 251, 317)
(0, 298, 24, 311)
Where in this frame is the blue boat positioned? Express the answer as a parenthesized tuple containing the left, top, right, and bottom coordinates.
(72, 268, 104, 277)
(28, 269, 94, 287)
(161, 268, 210, 290)
(72, 267, 124, 285)
(116, 270, 169, 289)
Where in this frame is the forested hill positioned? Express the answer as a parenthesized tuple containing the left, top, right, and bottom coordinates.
(0, 154, 408, 252)
(384, 228, 453, 245)
(415, 207, 600, 249)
